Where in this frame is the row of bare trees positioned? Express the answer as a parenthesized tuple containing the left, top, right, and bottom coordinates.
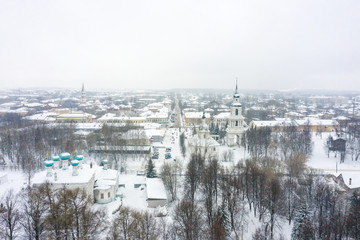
(158, 147, 360, 239)
(245, 125, 312, 160)
(0, 124, 77, 173)
(0, 184, 106, 240)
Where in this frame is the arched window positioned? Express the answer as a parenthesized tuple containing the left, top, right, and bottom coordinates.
(235, 109, 238, 115)
(235, 121, 238, 126)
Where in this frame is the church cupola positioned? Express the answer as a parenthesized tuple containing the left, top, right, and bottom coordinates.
(199, 112, 209, 132)
(232, 79, 241, 107)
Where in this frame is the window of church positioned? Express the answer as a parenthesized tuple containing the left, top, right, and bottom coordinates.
(235, 109, 238, 115)
(101, 193, 104, 199)
(235, 121, 238, 126)
(108, 192, 110, 198)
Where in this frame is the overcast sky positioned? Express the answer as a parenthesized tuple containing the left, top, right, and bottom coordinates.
(0, 0, 359, 91)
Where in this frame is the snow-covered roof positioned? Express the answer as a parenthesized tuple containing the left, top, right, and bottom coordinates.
(97, 114, 146, 121)
(90, 145, 151, 151)
(96, 168, 118, 181)
(296, 118, 339, 126)
(32, 164, 96, 185)
(118, 174, 146, 185)
(184, 112, 210, 119)
(334, 116, 351, 121)
(57, 113, 91, 118)
(0, 108, 29, 114)
(251, 119, 297, 127)
(25, 102, 43, 108)
(25, 112, 57, 122)
(146, 113, 168, 119)
(145, 129, 165, 137)
(146, 178, 167, 200)
(214, 112, 230, 119)
(188, 134, 220, 148)
(122, 129, 149, 139)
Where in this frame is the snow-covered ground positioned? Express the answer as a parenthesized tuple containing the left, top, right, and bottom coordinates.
(0, 169, 26, 197)
(2, 128, 360, 240)
(93, 174, 148, 220)
(308, 132, 360, 188)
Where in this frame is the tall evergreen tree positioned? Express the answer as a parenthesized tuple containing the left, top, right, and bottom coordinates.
(346, 191, 360, 239)
(291, 204, 315, 240)
(147, 158, 156, 178)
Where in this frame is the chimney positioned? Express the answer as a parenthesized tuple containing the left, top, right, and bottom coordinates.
(44, 159, 54, 177)
(71, 160, 80, 176)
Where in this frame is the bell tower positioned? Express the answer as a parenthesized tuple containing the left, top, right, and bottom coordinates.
(226, 79, 248, 146)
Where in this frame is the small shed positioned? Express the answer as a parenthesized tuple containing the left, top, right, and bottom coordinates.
(146, 178, 167, 208)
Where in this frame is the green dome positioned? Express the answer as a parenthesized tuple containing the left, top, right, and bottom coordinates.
(70, 160, 80, 166)
(60, 152, 71, 160)
(44, 160, 54, 167)
(52, 154, 60, 161)
(75, 155, 84, 160)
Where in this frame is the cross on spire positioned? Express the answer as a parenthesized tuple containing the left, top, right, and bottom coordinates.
(235, 78, 238, 94)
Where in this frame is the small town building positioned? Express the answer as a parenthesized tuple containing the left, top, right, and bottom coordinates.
(56, 112, 94, 123)
(94, 159, 119, 204)
(184, 112, 211, 127)
(146, 177, 167, 208)
(296, 118, 339, 132)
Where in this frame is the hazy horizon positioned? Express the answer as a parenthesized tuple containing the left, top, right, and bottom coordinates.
(1, 0, 360, 91)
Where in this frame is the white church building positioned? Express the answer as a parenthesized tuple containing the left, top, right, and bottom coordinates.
(226, 82, 248, 146)
(188, 112, 220, 158)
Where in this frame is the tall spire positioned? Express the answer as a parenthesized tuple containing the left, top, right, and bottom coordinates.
(235, 78, 238, 94)
(81, 83, 86, 105)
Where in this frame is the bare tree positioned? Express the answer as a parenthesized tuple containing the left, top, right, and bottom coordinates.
(202, 158, 220, 230)
(173, 200, 204, 240)
(21, 185, 48, 240)
(113, 207, 132, 240)
(160, 162, 179, 202)
(129, 210, 158, 240)
(179, 132, 186, 158)
(184, 153, 204, 202)
(0, 190, 21, 240)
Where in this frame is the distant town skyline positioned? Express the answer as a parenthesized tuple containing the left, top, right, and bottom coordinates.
(1, 0, 360, 91)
